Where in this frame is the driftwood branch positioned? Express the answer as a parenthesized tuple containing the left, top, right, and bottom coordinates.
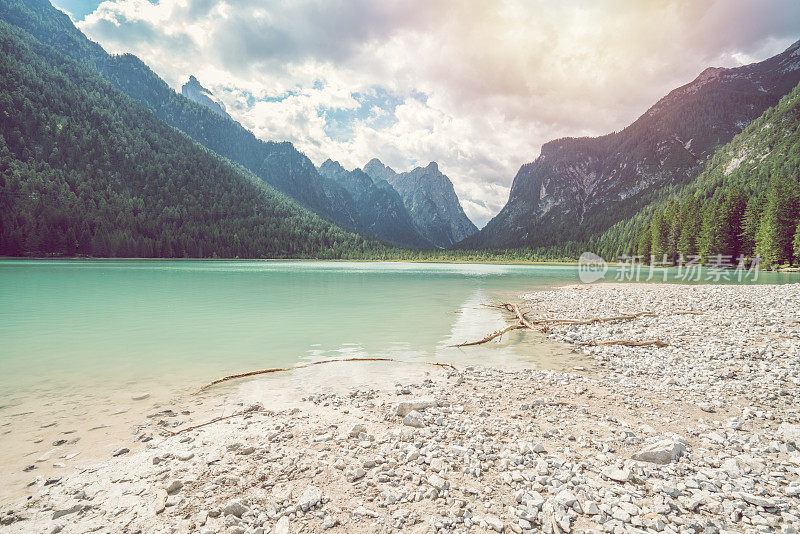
(196, 357, 458, 394)
(157, 408, 269, 436)
(454, 302, 689, 347)
(159, 359, 460, 437)
(450, 324, 526, 347)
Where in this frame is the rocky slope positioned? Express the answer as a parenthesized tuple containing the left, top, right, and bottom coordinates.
(363, 159, 477, 248)
(463, 39, 800, 250)
(180, 75, 229, 118)
(318, 160, 432, 249)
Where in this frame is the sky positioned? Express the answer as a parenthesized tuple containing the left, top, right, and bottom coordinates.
(53, 0, 800, 227)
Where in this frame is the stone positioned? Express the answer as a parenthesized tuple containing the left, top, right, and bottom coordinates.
(395, 397, 437, 417)
(601, 466, 632, 482)
(166, 480, 183, 494)
(740, 492, 775, 508)
(780, 423, 800, 448)
(52, 505, 81, 520)
(428, 473, 448, 491)
(112, 447, 129, 457)
(430, 458, 445, 472)
(348, 424, 366, 438)
(131, 392, 150, 401)
(483, 515, 504, 532)
(275, 516, 290, 534)
(403, 410, 425, 428)
(554, 489, 577, 507)
(698, 402, 716, 413)
(297, 485, 323, 511)
(223, 500, 249, 518)
(631, 438, 687, 464)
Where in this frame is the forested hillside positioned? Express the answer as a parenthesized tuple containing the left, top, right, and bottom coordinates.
(0, 0, 340, 220)
(592, 81, 800, 267)
(0, 22, 379, 258)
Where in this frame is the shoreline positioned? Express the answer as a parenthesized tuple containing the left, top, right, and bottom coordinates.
(2, 283, 799, 533)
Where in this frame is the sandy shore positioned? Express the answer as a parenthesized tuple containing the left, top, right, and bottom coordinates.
(1, 283, 799, 534)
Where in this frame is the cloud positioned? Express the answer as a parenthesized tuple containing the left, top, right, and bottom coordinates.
(75, 0, 800, 228)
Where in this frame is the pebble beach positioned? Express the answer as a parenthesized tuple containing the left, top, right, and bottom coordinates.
(2, 283, 799, 534)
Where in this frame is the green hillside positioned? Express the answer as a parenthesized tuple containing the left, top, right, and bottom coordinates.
(0, 21, 379, 258)
(593, 81, 800, 267)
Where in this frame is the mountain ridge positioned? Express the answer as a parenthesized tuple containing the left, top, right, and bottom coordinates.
(461, 38, 800, 250)
(362, 159, 477, 248)
(317, 159, 432, 248)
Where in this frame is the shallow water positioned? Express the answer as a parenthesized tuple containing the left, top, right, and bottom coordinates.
(0, 259, 795, 501)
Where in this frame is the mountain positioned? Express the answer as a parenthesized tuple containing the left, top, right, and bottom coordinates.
(318, 160, 432, 248)
(363, 158, 397, 183)
(181, 75, 229, 118)
(363, 159, 477, 248)
(0, 20, 377, 258)
(0, 0, 340, 221)
(462, 39, 800, 250)
(594, 79, 800, 267)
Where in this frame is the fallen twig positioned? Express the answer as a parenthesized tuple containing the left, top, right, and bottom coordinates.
(156, 408, 269, 436)
(196, 357, 458, 394)
(449, 324, 526, 347)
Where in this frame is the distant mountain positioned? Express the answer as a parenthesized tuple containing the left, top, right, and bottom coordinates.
(363, 158, 397, 183)
(363, 159, 477, 248)
(0, 20, 376, 258)
(181, 75, 229, 118)
(0, 0, 340, 221)
(318, 160, 432, 248)
(462, 39, 800, 250)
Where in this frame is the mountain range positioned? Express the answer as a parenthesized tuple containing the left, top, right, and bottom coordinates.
(363, 160, 477, 248)
(0, 0, 798, 263)
(461, 39, 800, 251)
(0, 0, 474, 250)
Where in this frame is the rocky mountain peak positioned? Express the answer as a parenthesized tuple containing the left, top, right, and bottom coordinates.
(180, 75, 229, 118)
(363, 158, 397, 183)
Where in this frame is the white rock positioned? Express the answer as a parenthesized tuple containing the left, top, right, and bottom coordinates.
(297, 485, 323, 511)
(395, 397, 437, 417)
(403, 410, 425, 428)
(601, 466, 631, 482)
(275, 515, 290, 534)
(780, 423, 800, 448)
(631, 438, 687, 464)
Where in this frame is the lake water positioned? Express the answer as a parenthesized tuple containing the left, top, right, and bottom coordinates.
(0, 259, 796, 501)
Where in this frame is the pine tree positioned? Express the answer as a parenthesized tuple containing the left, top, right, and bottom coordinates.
(740, 195, 766, 258)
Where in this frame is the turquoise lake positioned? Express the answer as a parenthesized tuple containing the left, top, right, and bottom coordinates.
(1, 259, 797, 398)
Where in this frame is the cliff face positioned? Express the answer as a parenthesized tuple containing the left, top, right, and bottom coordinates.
(363, 160, 477, 248)
(462, 40, 800, 249)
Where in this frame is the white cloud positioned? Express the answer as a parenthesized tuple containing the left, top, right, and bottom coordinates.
(75, 0, 800, 228)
